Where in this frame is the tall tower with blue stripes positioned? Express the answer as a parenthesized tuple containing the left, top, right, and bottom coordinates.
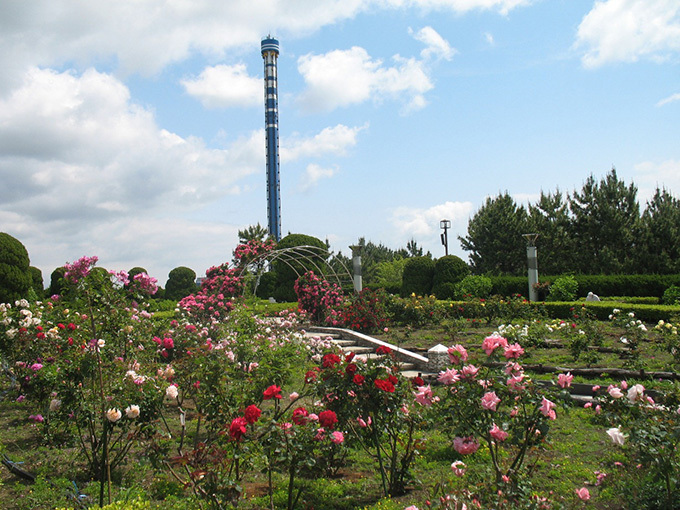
(261, 36, 281, 241)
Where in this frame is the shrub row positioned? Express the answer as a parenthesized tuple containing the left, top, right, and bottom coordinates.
(491, 274, 680, 299)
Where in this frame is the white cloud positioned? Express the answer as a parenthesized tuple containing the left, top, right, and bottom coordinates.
(384, 0, 532, 16)
(299, 163, 339, 191)
(296, 45, 435, 112)
(282, 124, 367, 162)
(633, 159, 680, 203)
(575, 0, 680, 68)
(484, 32, 495, 46)
(411, 26, 457, 61)
(391, 201, 475, 237)
(182, 64, 261, 108)
(657, 92, 680, 107)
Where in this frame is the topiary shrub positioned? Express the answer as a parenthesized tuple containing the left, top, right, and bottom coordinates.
(0, 233, 32, 304)
(48, 266, 68, 297)
(432, 255, 469, 299)
(29, 266, 44, 298)
(663, 285, 680, 305)
(457, 275, 493, 299)
(165, 266, 197, 301)
(547, 275, 578, 302)
(400, 256, 435, 297)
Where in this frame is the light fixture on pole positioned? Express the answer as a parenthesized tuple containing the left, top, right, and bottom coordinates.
(440, 219, 451, 256)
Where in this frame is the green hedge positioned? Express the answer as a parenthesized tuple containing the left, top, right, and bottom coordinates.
(490, 274, 680, 299)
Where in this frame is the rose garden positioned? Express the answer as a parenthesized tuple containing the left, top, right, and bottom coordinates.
(2, 235, 680, 509)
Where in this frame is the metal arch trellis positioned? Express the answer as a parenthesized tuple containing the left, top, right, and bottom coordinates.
(235, 245, 354, 297)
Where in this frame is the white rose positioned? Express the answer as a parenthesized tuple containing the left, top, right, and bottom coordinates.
(607, 427, 626, 446)
(125, 405, 140, 419)
(166, 385, 179, 399)
(106, 408, 122, 422)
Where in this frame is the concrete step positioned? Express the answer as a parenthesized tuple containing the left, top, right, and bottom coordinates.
(333, 339, 356, 347)
(340, 345, 373, 354)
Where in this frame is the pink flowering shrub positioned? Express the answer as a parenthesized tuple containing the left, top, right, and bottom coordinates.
(178, 264, 244, 322)
(435, 333, 570, 499)
(294, 271, 345, 325)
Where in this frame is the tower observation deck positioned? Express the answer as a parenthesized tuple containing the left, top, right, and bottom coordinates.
(261, 37, 281, 241)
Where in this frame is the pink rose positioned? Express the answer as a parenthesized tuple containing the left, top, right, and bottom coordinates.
(453, 436, 480, 455)
(490, 423, 509, 442)
(451, 460, 466, 477)
(438, 368, 460, 385)
(330, 431, 344, 444)
(575, 487, 590, 501)
(481, 391, 501, 411)
(503, 342, 524, 359)
(557, 372, 573, 389)
(447, 344, 468, 364)
(539, 397, 557, 420)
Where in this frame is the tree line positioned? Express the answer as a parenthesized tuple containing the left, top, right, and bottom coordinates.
(459, 168, 680, 276)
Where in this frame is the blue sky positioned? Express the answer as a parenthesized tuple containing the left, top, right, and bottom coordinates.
(1, 0, 678, 286)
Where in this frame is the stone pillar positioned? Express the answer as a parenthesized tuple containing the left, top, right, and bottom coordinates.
(350, 245, 362, 293)
(428, 344, 449, 372)
(527, 244, 538, 302)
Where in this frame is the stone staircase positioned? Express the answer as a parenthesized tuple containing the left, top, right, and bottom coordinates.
(302, 326, 437, 381)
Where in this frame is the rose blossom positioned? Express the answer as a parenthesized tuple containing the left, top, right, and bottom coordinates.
(607, 386, 624, 399)
(627, 384, 645, 403)
(438, 368, 460, 385)
(557, 372, 574, 389)
(166, 385, 179, 399)
(453, 436, 480, 455)
(244, 404, 262, 424)
(263, 384, 282, 400)
(229, 417, 248, 441)
(447, 344, 468, 364)
(292, 407, 309, 425)
(490, 423, 509, 442)
(319, 410, 338, 428)
(330, 431, 344, 444)
(607, 427, 626, 446)
(481, 391, 501, 411)
(125, 405, 140, 419)
(539, 397, 557, 420)
(461, 364, 479, 379)
(482, 334, 508, 355)
(106, 408, 122, 422)
(575, 487, 590, 501)
(503, 342, 524, 359)
(451, 460, 466, 477)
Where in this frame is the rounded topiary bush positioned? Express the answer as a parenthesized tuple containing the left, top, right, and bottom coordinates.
(0, 233, 32, 304)
(400, 256, 435, 297)
(165, 266, 197, 301)
(432, 255, 469, 299)
(29, 266, 44, 298)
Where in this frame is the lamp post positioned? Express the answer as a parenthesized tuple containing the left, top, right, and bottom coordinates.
(440, 219, 450, 256)
(522, 233, 539, 302)
(349, 245, 362, 293)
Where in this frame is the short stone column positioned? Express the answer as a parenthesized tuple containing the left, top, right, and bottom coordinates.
(428, 344, 449, 373)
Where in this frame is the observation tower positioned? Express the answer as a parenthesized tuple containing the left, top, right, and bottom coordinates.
(261, 36, 281, 241)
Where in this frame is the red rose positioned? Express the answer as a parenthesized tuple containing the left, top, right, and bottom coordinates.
(229, 417, 248, 441)
(353, 374, 365, 385)
(263, 384, 282, 400)
(292, 407, 309, 425)
(374, 378, 395, 393)
(305, 369, 319, 384)
(387, 375, 399, 386)
(345, 352, 355, 362)
(322, 353, 342, 368)
(411, 376, 425, 388)
(318, 410, 338, 428)
(244, 405, 261, 424)
(345, 363, 358, 375)
(376, 346, 392, 355)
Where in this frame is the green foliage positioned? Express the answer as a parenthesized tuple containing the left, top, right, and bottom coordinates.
(457, 275, 492, 299)
(272, 233, 328, 302)
(28, 266, 44, 298)
(663, 285, 680, 305)
(48, 266, 68, 297)
(459, 192, 529, 275)
(400, 256, 435, 297)
(637, 187, 680, 274)
(547, 275, 578, 302)
(527, 190, 575, 274)
(164, 266, 196, 301)
(431, 255, 469, 299)
(371, 257, 407, 294)
(569, 168, 640, 274)
(0, 232, 32, 304)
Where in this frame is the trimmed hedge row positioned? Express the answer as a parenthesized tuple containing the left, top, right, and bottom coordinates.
(491, 274, 680, 299)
